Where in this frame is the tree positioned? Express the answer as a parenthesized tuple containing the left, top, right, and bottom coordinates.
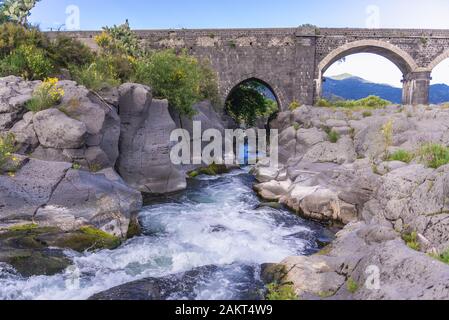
(1, 0, 40, 25)
(226, 81, 278, 126)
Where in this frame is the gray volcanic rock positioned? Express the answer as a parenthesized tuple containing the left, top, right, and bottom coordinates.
(35, 169, 142, 238)
(0, 157, 142, 238)
(0, 77, 121, 170)
(33, 108, 87, 149)
(89, 266, 220, 300)
(117, 83, 186, 194)
(0, 158, 72, 222)
(276, 222, 449, 300)
(0, 76, 38, 131)
(258, 104, 449, 300)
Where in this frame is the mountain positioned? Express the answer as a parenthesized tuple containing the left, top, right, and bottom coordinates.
(323, 74, 449, 104)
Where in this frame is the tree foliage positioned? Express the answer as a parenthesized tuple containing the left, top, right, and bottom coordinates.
(226, 80, 278, 126)
(133, 49, 218, 116)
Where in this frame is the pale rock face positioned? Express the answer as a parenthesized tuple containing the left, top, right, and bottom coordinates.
(117, 83, 186, 194)
(0, 78, 121, 169)
(35, 169, 142, 238)
(258, 104, 449, 300)
(33, 108, 87, 149)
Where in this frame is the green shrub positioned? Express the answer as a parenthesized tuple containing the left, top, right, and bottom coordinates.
(362, 110, 372, 117)
(133, 50, 218, 116)
(418, 143, 449, 169)
(388, 149, 414, 163)
(48, 35, 93, 68)
(316, 98, 332, 107)
(346, 278, 359, 294)
(266, 282, 298, 300)
(289, 100, 300, 111)
(0, 132, 16, 172)
(318, 95, 391, 110)
(292, 122, 300, 130)
(26, 77, 64, 112)
(381, 119, 394, 149)
(0, 44, 53, 80)
(0, 22, 49, 58)
(431, 249, 449, 264)
(95, 20, 142, 57)
(356, 95, 390, 108)
(70, 58, 121, 91)
(328, 130, 340, 143)
(402, 231, 421, 251)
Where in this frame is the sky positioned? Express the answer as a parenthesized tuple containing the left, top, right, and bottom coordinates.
(28, 0, 449, 86)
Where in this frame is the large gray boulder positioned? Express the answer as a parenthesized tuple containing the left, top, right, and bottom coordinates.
(35, 169, 142, 238)
(117, 83, 186, 194)
(0, 158, 72, 221)
(33, 108, 87, 149)
(0, 157, 142, 238)
(275, 222, 449, 300)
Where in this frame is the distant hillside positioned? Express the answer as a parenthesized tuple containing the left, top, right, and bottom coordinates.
(323, 74, 449, 104)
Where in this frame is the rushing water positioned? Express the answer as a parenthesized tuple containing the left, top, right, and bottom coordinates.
(0, 168, 332, 300)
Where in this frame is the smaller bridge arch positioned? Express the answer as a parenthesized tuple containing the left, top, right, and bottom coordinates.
(222, 75, 287, 111)
(315, 39, 423, 104)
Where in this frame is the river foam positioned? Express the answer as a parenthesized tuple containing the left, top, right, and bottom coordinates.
(0, 169, 331, 300)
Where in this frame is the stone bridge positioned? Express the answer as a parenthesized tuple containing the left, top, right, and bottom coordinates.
(54, 27, 449, 110)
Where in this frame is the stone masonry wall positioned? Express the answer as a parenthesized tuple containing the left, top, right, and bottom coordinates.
(49, 27, 449, 108)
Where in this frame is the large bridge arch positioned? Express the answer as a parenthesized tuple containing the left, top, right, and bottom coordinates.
(315, 40, 420, 104)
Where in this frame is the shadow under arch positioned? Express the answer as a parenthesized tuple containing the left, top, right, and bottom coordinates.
(225, 77, 281, 107)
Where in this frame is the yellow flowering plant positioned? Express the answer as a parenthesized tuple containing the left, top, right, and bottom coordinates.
(26, 77, 65, 112)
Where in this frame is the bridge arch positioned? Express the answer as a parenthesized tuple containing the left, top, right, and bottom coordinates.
(427, 49, 449, 71)
(315, 40, 420, 103)
(223, 75, 286, 111)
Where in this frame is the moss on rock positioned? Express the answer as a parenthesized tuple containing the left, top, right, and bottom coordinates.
(0, 224, 121, 277)
(47, 226, 121, 252)
(188, 163, 230, 178)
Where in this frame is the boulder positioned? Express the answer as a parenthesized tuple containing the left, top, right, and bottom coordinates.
(117, 83, 186, 194)
(10, 112, 38, 152)
(33, 108, 87, 149)
(0, 158, 72, 221)
(35, 169, 142, 238)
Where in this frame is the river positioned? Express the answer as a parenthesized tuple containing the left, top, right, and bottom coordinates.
(0, 168, 332, 300)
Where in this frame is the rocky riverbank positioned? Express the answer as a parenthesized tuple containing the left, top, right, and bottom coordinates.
(254, 104, 449, 299)
(0, 76, 224, 276)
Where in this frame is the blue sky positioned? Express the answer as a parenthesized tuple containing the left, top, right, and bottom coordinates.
(29, 0, 449, 86)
